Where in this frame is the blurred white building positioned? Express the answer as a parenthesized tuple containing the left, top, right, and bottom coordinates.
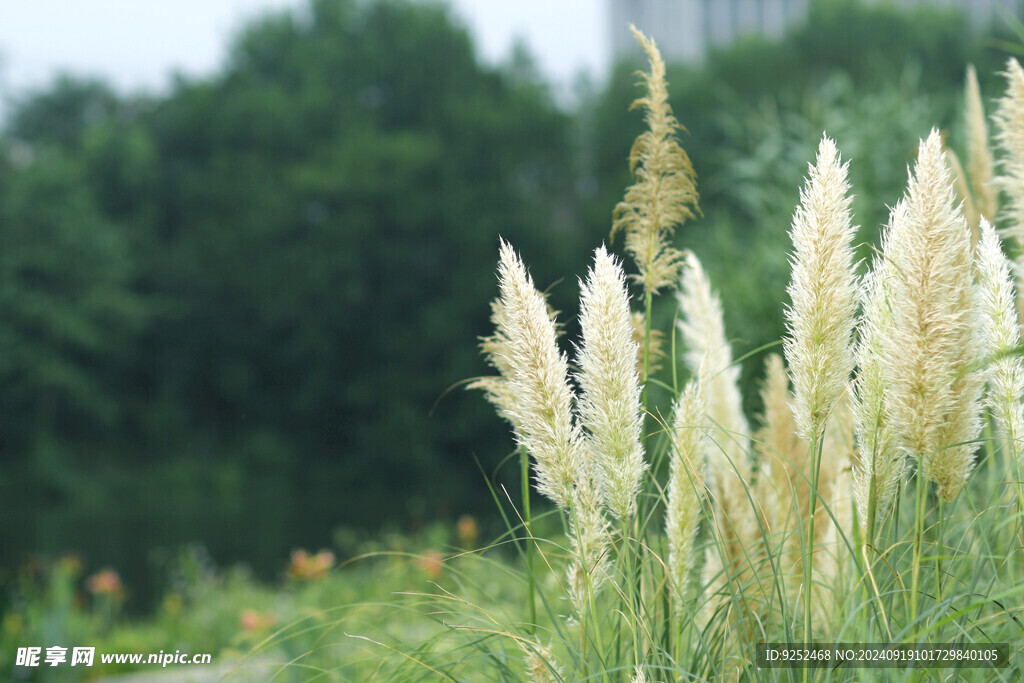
(610, 0, 1022, 63)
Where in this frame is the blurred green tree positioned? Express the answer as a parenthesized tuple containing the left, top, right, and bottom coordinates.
(0, 0, 581, 544)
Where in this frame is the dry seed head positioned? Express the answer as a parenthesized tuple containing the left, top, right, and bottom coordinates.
(497, 240, 584, 508)
(878, 130, 983, 500)
(667, 376, 708, 614)
(520, 640, 564, 683)
(577, 246, 648, 520)
(676, 251, 755, 561)
(611, 27, 699, 296)
(976, 218, 1024, 448)
(468, 298, 519, 428)
(852, 259, 904, 529)
(677, 251, 751, 462)
(966, 64, 998, 222)
(471, 291, 561, 429)
(784, 134, 858, 441)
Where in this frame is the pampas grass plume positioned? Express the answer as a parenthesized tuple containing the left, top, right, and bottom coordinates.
(995, 58, 1024, 325)
(995, 58, 1024, 239)
(783, 134, 858, 441)
(667, 375, 707, 613)
(879, 130, 982, 500)
(676, 251, 758, 589)
(852, 253, 904, 530)
(577, 246, 647, 520)
(976, 218, 1024, 448)
(676, 251, 751, 462)
(611, 27, 699, 295)
(496, 240, 583, 508)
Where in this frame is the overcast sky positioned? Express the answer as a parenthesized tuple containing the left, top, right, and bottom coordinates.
(0, 0, 607, 100)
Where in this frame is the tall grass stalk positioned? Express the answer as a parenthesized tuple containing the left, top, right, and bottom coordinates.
(521, 445, 536, 633)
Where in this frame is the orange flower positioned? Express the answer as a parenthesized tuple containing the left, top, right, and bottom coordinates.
(240, 608, 276, 633)
(287, 549, 335, 580)
(456, 515, 479, 548)
(86, 569, 124, 598)
(417, 550, 444, 580)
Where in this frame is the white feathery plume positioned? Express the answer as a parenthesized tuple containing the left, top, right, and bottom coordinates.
(667, 375, 708, 613)
(994, 58, 1024, 324)
(577, 246, 647, 520)
(976, 217, 1024, 452)
(995, 58, 1024, 239)
(520, 640, 564, 683)
(677, 251, 751, 467)
(783, 134, 858, 442)
(497, 240, 583, 508)
(468, 297, 520, 429)
(852, 253, 904, 531)
(878, 130, 983, 501)
(494, 241, 611, 614)
(676, 252, 756, 563)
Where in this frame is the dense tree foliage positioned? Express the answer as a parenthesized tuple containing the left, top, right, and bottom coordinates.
(1, 0, 585, 588)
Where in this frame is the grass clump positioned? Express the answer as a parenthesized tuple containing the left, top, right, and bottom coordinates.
(436, 31, 1024, 681)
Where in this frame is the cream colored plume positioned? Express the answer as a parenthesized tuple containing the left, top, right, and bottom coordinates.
(677, 251, 751, 458)
(878, 130, 983, 501)
(496, 240, 583, 508)
(966, 64, 998, 223)
(976, 218, 1024, 452)
(676, 252, 767, 646)
(520, 640, 564, 683)
(471, 288, 561, 429)
(784, 134, 858, 442)
(577, 246, 647, 521)
(852, 257, 904, 532)
(994, 58, 1024, 323)
(667, 376, 708, 613)
(468, 298, 519, 428)
(612, 27, 699, 295)
(994, 59, 1024, 235)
